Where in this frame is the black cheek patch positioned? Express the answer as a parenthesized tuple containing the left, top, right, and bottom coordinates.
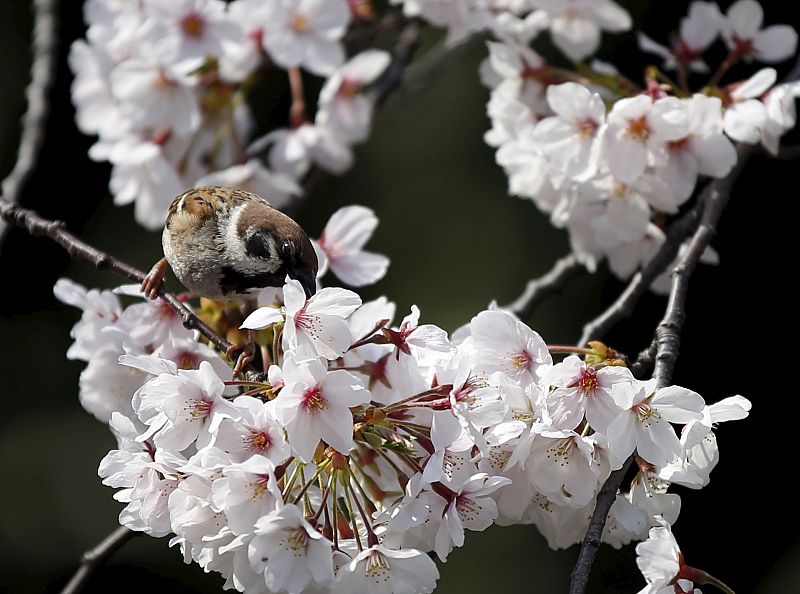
(244, 229, 275, 260)
(219, 266, 286, 296)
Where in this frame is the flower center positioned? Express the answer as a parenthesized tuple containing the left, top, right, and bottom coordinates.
(456, 495, 480, 523)
(245, 429, 271, 452)
(338, 79, 361, 98)
(302, 385, 326, 413)
(546, 437, 576, 463)
(290, 12, 310, 33)
(452, 374, 487, 403)
(668, 136, 691, 152)
(180, 12, 205, 38)
(287, 528, 308, 552)
(578, 117, 599, 138)
(578, 368, 598, 395)
(627, 116, 651, 142)
(295, 305, 322, 339)
(365, 551, 390, 579)
(249, 476, 270, 500)
(632, 401, 660, 425)
(177, 351, 199, 370)
(511, 350, 533, 371)
(188, 398, 211, 419)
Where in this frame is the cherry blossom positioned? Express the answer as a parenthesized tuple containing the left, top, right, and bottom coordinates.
(603, 95, 688, 184)
(608, 381, 705, 469)
(333, 545, 440, 594)
(532, 82, 606, 182)
(723, 67, 776, 143)
(248, 503, 335, 593)
(722, 0, 798, 63)
(273, 356, 369, 461)
(317, 50, 392, 144)
(260, 0, 350, 76)
(242, 277, 362, 360)
(316, 205, 390, 287)
(134, 360, 239, 452)
(637, 2, 722, 73)
(543, 355, 630, 432)
(529, 0, 632, 61)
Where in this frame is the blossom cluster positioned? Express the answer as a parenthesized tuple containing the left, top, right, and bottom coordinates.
(58, 212, 750, 593)
(470, 0, 800, 288)
(71, 0, 390, 229)
(58, 2, 783, 592)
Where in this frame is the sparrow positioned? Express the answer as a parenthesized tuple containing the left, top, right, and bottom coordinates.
(141, 185, 318, 302)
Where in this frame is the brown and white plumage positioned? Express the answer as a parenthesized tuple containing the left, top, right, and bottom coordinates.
(142, 186, 318, 301)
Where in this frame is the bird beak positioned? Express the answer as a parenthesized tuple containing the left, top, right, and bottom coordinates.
(291, 268, 317, 299)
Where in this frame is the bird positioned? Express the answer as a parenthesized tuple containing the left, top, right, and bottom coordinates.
(141, 185, 318, 302)
(140, 186, 318, 373)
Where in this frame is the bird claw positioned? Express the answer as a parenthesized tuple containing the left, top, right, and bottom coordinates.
(141, 257, 169, 300)
(227, 342, 255, 376)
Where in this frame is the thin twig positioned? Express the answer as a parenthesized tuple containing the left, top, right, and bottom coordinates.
(0, 198, 260, 377)
(61, 526, 138, 594)
(373, 18, 424, 108)
(344, 11, 407, 45)
(0, 0, 58, 242)
(392, 33, 483, 102)
(503, 254, 583, 319)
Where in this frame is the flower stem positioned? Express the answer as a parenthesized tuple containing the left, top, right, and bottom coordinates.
(548, 345, 595, 356)
(686, 566, 737, 594)
(287, 67, 306, 127)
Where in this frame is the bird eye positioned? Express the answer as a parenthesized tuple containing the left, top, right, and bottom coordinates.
(282, 241, 296, 259)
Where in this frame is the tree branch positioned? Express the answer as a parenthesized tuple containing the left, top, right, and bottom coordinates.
(651, 147, 751, 389)
(61, 526, 138, 594)
(373, 18, 424, 108)
(0, 198, 260, 377)
(569, 456, 633, 594)
(569, 143, 756, 594)
(0, 0, 58, 242)
(503, 254, 584, 319)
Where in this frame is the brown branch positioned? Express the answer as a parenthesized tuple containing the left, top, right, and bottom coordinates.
(651, 145, 753, 389)
(0, 198, 260, 377)
(569, 456, 633, 594)
(0, 0, 58, 242)
(61, 526, 138, 594)
(373, 18, 424, 108)
(503, 254, 584, 319)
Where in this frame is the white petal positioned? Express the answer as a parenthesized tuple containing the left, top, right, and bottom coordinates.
(754, 26, 798, 63)
(322, 205, 379, 252)
(307, 287, 361, 317)
(654, 385, 705, 423)
(732, 68, 777, 100)
(330, 251, 390, 286)
(241, 306, 284, 330)
(726, 0, 762, 40)
(724, 100, 767, 143)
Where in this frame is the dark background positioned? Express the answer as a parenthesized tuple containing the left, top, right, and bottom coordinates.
(1, 0, 797, 592)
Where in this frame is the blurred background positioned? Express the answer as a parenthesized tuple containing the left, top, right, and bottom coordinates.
(1, 0, 798, 592)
